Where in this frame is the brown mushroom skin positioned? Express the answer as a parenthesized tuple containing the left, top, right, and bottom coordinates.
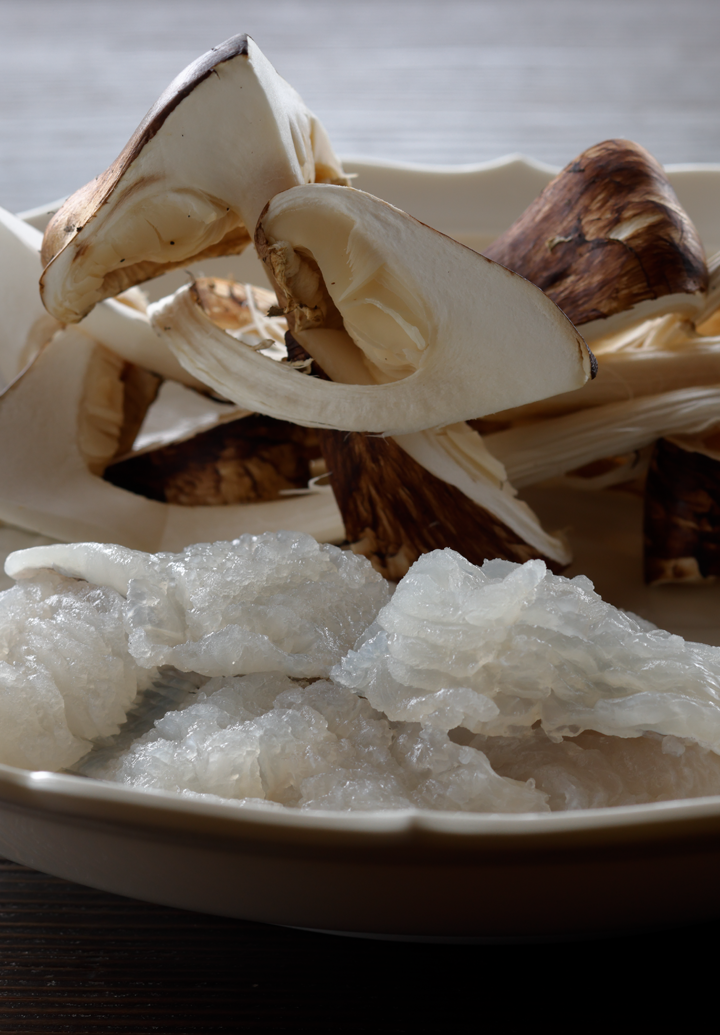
(104, 414, 323, 507)
(319, 428, 565, 579)
(484, 139, 708, 329)
(644, 437, 720, 584)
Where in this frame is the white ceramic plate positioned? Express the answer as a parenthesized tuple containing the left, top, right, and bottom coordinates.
(5, 155, 720, 941)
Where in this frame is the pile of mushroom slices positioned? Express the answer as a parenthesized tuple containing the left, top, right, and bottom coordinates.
(2, 31, 717, 588)
(9, 32, 595, 579)
(135, 141, 720, 585)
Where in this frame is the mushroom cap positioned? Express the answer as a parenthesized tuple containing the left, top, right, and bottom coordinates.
(40, 34, 346, 323)
(485, 139, 708, 341)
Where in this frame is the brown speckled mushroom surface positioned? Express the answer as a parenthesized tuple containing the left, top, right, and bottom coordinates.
(485, 139, 708, 340)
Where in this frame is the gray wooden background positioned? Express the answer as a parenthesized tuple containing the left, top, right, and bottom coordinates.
(2, 0, 720, 214)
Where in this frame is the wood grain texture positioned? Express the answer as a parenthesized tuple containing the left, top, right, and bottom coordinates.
(0, 855, 713, 1032)
(3, 0, 720, 213)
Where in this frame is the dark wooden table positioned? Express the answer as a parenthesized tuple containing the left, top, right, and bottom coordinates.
(2, 0, 720, 1028)
(0, 854, 716, 1033)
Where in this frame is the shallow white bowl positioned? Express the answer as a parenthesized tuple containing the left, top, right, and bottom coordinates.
(6, 155, 720, 940)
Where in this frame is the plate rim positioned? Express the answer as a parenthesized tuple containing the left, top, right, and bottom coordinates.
(2, 762, 720, 851)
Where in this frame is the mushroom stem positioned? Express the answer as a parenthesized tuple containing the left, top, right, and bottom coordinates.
(319, 429, 568, 578)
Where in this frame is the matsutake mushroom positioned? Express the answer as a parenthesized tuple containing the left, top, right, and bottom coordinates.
(484, 139, 708, 342)
(150, 184, 595, 575)
(478, 145, 720, 586)
(40, 34, 346, 324)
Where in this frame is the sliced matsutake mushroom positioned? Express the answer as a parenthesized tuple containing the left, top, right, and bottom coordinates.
(485, 304, 720, 424)
(151, 185, 594, 435)
(487, 329, 720, 421)
(484, 140, 708, 342)
(152, 186, 593, 572)
(0, 331, 343, 551)
(80, 295, 207, 386)
(484, 386, 720, 488)
(40, 34, 346, 324)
